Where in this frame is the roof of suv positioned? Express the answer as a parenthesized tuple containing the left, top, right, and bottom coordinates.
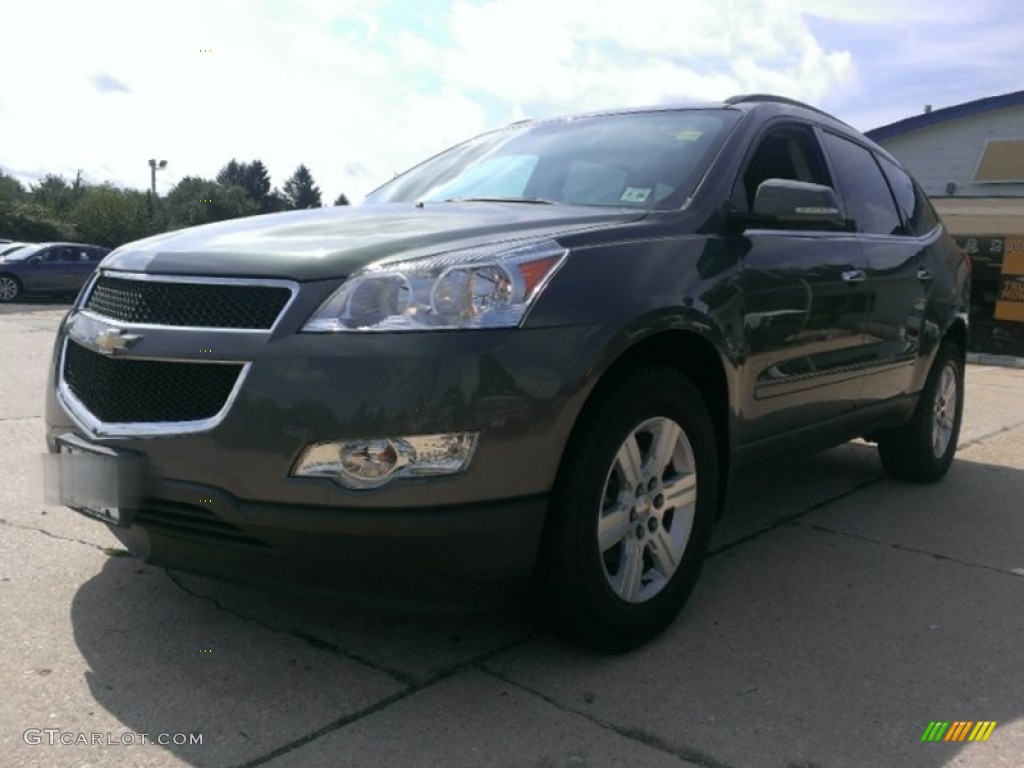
(512, 94, 856, 137)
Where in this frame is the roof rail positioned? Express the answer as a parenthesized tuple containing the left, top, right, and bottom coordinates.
(725, 93, 841, 121)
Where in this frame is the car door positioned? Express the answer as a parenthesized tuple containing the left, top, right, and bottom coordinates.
(733, 123, 872, 445)
(23, 247, 66, 293)
(872, 156, 944, 397)
(64, 246, 100, 294)
(818, 132, 932, 401)
(52, 245, 87, 292)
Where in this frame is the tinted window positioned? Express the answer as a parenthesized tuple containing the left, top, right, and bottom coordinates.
(738, 125, 831, 209)
(87, 248, 107, 262)
(366, 109, 741, 210)
(877, 156, 940, 237)
(821, 132, 902, 235)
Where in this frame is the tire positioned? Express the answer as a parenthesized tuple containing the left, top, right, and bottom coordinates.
(0, 275, 20, 302)
(534, 366, 719, 653)
(877, 341, 964, 483)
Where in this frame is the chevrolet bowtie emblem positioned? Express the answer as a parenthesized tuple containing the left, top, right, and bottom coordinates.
(95, 328, 142, 356)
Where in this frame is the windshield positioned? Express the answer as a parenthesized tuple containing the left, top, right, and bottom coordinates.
(0, 244, 39, 260)
(366, 109, 739, 210)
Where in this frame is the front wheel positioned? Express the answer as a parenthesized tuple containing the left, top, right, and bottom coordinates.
(534, 367, 719, 653)
(0, 275, 20, 302)
(877, 341, 965, 483)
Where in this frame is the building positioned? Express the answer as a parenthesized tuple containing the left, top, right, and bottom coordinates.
(866, 91, 1024, 356)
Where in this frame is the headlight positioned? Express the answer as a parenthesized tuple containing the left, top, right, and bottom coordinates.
(302, 240, 568, 331)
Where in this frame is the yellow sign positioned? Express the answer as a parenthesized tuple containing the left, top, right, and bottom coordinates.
(995, 236, 1024, 323)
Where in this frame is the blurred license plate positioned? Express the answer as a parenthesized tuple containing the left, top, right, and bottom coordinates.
(52, 440, 130, 526)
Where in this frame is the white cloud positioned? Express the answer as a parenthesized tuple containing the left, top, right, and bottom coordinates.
(439, 0, 855, 114)
(0, 0, 482, 201)
(0, 0, 1013, 206)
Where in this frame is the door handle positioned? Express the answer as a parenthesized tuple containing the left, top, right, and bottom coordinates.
(841, 269, 866, 284)
(917, 267, 933, 282)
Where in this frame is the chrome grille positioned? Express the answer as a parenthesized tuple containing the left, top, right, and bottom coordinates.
(84, 275, 292, 329)
(63, 340, 243, 424)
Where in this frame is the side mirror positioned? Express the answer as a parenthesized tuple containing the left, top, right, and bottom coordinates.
(730, 179, 847, 232)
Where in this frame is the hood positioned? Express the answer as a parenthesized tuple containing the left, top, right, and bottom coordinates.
(102, 203, 648, 281)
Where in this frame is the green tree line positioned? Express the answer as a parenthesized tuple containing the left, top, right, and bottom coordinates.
(0, 160, 352, 249)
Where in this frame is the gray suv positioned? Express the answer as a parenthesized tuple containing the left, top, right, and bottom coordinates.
(45, 95, 970, 651)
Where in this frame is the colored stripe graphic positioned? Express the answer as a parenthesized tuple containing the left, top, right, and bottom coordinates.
(969, 722, 997, 742)
(921, 721, 996, 742)
(944, 722, 972, 741)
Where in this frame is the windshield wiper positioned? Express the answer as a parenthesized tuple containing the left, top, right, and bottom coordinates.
(443, 196, 557, 205)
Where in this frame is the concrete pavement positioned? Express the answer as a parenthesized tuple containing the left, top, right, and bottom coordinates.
(2, 301, 1022, 767)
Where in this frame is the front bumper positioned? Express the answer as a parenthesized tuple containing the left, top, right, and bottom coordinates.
(101, 480, 548, 608)
(45, 306, 602, 603)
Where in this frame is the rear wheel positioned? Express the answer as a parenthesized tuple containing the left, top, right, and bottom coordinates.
(535, 367, 719, 653)
(877, 341, 964, 483)
(0, 275, 20, 302)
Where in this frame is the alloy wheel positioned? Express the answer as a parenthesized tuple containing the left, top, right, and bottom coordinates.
(597, 416, 697, 604)
(932, 362, 958, 458)
(0, 277, 18, 301)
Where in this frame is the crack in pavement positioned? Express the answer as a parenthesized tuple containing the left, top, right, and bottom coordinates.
(958, 417, 1024, 451)
(803, 523, 1024, 580)
(0, 515, 116, 553)
(708, 417, 1024, 561)
(479, 666, 736, 768)
(229, 632, 536, 768)
(708, 475, 887, 558)
(162, 569, 418, 687)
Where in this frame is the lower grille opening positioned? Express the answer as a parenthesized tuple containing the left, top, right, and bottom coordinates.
(63, 340, 244, 424)
(132, 500, 272, 548)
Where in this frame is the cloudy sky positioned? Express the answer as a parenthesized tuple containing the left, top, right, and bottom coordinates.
(1, 0, 1020, 203)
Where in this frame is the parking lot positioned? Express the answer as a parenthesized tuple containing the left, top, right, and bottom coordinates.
(1, 300, 1023, 768)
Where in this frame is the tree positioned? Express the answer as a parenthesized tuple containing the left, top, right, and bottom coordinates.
(165, 177, 258, 229)
(262, 188, 290, 213)
(244, 160, 272, 206)
(333, 193, 350, 206)
(2, 202, 76, 242)
(215, 159, 246, 189)
(32, 173, 85, 217)
(72, 185, 158, 248)
(283, 164, 322, 209)
(0, 171, 28, 204)
(216, 159, 275, 212)
(0, 171, 29, 237)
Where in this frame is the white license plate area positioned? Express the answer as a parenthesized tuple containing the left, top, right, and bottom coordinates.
(54, 440, 125, 526)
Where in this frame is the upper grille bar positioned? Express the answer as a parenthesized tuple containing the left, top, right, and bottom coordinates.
(82, 271, 298, 331)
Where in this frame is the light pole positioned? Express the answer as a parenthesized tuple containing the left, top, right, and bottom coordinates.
(148, 158, 167, 197)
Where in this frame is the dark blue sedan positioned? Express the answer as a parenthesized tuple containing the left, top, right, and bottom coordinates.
(0, 242, 110, 302)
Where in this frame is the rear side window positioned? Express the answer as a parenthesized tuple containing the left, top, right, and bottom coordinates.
(821, 132, 903, 236)
(877, 156, 940, 237)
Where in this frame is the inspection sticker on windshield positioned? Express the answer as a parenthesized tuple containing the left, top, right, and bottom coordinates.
(675, 130, 703, 141)
(621, 187, 651, 203)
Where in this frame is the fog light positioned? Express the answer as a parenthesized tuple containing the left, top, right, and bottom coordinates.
(291, 433, 479, 490)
